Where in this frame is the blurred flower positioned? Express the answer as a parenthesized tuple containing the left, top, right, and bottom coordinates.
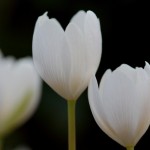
(32, 10, 102, 100)
(13, 145, 31, 150)
(0, 52, 42, 138)
(88, 63, 150, 148)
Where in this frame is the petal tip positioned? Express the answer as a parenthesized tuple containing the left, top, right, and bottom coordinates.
(43, 11, 48, 16)
(145, 61, 149, 67)
(144, 61, 150, 71)
(86, 10, 97, 18)
(36, 11, 49, 27)
(89, 75, 98, 89)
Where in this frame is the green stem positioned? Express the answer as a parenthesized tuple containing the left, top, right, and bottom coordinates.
(126, 146, 134, 150)
(0, 139, 3, 150)
(68, 100, 76, 150)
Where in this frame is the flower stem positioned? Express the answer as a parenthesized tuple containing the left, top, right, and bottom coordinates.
(68, 100, 76, 150)
(126, 146, 134, 150)
(0, 139, 3, 150)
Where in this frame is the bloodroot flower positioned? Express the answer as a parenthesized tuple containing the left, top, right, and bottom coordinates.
(32, 10, 102, 101)
(32, 10, 102, 150)
(0, 53, 42, 141)
(88, 63, 150, 150)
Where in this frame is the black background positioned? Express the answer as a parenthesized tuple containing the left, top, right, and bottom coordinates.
(0, 0, 150, 149)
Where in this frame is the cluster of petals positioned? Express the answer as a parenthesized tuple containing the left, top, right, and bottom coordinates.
(0, 52, 42, 138)
(32, 10, 102, 100)
(32, 9, 150, 149)
(88, 62, 150, 147)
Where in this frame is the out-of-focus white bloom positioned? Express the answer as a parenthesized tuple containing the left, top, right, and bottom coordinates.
(32, 10, 102, 100)
(13, 145, 31, 150)
(88, 62, 150, 147)
(0, 53, 42, 138)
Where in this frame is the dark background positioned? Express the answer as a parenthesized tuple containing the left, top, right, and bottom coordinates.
(0, 0, 150, 149)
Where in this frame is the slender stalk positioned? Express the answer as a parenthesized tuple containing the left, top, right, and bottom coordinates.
(126, 146, 134, 150)
(68, 100, 76, 150)
(0, 139, 3, 150)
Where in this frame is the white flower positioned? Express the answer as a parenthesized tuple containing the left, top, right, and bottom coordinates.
(32, 10, 102, 100)
(0, 53, 42, 138)
(88, 62, 150, 147)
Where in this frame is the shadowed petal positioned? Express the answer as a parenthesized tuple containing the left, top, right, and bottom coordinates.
(88, 76, 124, 146)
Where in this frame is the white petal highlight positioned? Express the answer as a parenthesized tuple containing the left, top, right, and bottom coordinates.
(84, 11, 102, 74)
(70, 10, 86, 31)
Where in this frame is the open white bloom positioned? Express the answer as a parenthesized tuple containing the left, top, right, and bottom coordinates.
(88, 62, 150, 148)
(0, 54, 42, 138)
(32, 10, 102, 100)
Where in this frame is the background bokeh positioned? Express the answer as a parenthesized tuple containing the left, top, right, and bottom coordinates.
(0, 0, 150, 149)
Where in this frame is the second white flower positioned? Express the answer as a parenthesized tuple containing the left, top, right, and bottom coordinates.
(88, 63, 150, 148)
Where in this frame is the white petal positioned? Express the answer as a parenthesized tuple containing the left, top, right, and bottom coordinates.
(102, 70, 144, 146)
(65, 23, 87, 99)
(114, 64, 136, 82)
(131, 68, 150, 145)
(0, 58, 41, 135)
(70, 10, 86, 31)
(88, 76, 124, 146)
(135, 67, 149, 82)
(99, 69, 112, 93)
(84, 11, 102, 74)
(11, 58, 41, 126)
(91, 68, 150, 147)
(32, 13, 72, 100)
(144, 61, 150, 75)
